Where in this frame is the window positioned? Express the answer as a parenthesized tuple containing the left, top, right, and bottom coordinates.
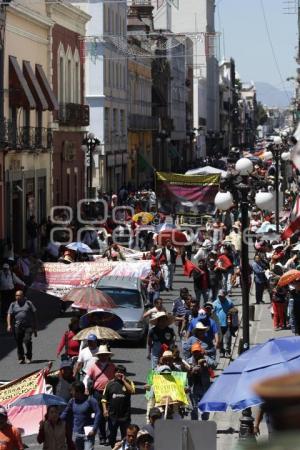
(36, 110, 42, 129)
(66, 169, 71, 206)
(120, 110, 125, 135)
(74, 168, 78, 203)
(116, 63, 119, 88)
(113, 108, 118, 133)
(74, 49, 80, 103)
(112, 62, 114, 87)
(59, 57, 64, 102)
(105, 107, 110, 138)
(67, 58, 72, 102)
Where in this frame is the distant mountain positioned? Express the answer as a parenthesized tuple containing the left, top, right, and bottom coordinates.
(255, 82, 292, 108)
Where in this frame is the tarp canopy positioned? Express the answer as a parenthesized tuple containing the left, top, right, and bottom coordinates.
(185, 166, 227, 178)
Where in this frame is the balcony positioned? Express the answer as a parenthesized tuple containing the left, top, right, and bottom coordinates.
(58, 103, 90, 127)
(128, 114, 159, 131)
(0, 120, 53, 151)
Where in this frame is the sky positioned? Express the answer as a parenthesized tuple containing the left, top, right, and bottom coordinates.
(216, 0, 298, 91)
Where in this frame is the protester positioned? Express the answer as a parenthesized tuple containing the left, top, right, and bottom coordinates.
(0, 405, 24, 450)
(0, 263, 25, 320)
(147, 312, 175, 369)
(44, 360, 75, 402)
(102, 365, 135, 447)
(252, 254, 268, 304)
(192, 260, 210, 306)
(146, 264, 163, 306)
(136, 431, 154, 450)
(57, 317, 81, 361)
(143, 298, 166, 321)
(7, 289, 37, 364)
(159, 240, 177, 291)
(213, 290, 234, 357)
(61, 381, 100, 450)
(141, 407, 162, 438)
(112, 424, 139, 450)
(172, 288, 190, 334)
(86, 345, 116, 446)
(73, 334, 99, 381)
(37, 405, 70, 450)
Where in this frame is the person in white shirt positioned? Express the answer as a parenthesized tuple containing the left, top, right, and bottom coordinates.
(73, 334, 98, 383)
(0, 263, 25, 320)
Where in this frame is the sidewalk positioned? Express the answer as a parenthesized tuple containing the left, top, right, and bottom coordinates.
(214, 282, 291, 450)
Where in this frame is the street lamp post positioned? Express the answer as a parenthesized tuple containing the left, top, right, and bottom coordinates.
(81, 132, 101, 198)
(215, 157, 274, 352)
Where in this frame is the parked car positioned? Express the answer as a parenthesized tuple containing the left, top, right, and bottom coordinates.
(96, 275, 148, 344)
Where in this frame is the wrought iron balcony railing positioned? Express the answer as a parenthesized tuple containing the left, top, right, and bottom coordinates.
(58, 103, 90, 127)
(0, 119, 52, 151)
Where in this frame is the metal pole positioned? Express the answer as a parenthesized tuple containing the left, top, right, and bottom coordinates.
(240, 182, 250, 352)
(89, 142, 93, 199)
(275, 150, 280, 234)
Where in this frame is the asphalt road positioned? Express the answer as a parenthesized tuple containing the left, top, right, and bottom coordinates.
(0, 265, 241, 449)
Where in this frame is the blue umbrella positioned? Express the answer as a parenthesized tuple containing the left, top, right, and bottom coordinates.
(199, 336, 300, 412)
(66, 242, 93, 253)
(11, 393, 67, 407)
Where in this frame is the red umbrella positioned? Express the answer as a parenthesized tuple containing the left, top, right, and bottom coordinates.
(277, 270, 300, 288)
(62, 287, 116, 310)
(157, 230, 188, 247)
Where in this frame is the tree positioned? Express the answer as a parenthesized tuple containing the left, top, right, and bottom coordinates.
(256, 102, 268, 125)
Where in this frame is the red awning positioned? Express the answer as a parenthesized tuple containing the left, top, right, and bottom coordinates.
(23, 61, 48, 111)
(35, 64, 59, 111)
(9, 56, 36, 109)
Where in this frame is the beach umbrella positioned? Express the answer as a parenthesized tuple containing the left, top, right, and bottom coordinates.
(79, 309, 123, 330)
(73, 325, 123, 341)
(66, 242, 93, 253)
(132, 212, 154, 224)
(277, 269, 300, 287)
(199, 336, 300, 412)
(62, 287, 116, 310)
(11, 393, 67, 407)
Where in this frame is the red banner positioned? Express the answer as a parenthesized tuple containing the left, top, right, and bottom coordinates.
(0, 370, 45, 436)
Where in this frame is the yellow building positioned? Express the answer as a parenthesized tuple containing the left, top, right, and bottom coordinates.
(4, 1, 57, 251)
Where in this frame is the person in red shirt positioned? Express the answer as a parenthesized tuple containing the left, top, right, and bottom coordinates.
(216, 246, 234, 294)
(56, 317, 80, 360)
(0, 406, 24, 450)
(192, 260, 210, 307)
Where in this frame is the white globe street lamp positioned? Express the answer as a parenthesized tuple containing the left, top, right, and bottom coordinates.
(214, 191, 234, 211)
(281, 151, 291, 161)
(263, 151, 273, 161)
(255, 191, 275, 211)
(273, 136, 282, 145)
(235, 158, 253, 175)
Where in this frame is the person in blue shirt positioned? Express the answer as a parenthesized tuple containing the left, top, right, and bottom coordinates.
(183, 322, 217, 368)
(61, 381, 100, 450)
(187, 311, 220, 344)
(251, 254, 268, 304)
(213, 290, 234, 357)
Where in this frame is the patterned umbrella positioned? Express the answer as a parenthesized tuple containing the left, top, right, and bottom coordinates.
(157, 230, 188, 247)
(132, 212, 154, 224)
(79, 309, 123, 330)
(73, 325, 122, 341)
(62, 287, 116, 310)
(277, 270, 300, 288)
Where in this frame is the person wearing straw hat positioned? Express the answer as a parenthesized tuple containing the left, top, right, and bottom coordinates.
(183, 322, 217, 368)
(86, 345, 116, 446)
(147, 312, 175, 369)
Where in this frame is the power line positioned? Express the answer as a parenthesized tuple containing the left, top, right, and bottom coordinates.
(260, 0, 292, 104)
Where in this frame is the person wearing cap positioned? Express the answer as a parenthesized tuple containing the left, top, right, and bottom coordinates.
(73, 334, 99, 381)
(102, 365, 135, 447)
(136, 431, 154, 450)
(61, 381, 100, 450)
(0, 263, 25, 320)
(57, 317, 81, 361)
(0, 405, 24, 450)
(213, 290, 234, 357)
(147, 312, 175, 369)
(141, 407, 162, 439)
(44, 360, 75, 402)
(86, 345, 116, 445)
(7, 289, 37, 364)
(187, 342, 211, 421)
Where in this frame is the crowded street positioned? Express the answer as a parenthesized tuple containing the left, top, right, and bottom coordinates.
(1, 1, 300, 450)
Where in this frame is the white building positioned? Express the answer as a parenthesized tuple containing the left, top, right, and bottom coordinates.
(73, 0, 128, 193)
(152, 0, 220, 157)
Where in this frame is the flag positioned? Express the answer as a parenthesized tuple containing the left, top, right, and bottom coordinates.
(182, 259, 201, 277)
(281, 195, 300, 241)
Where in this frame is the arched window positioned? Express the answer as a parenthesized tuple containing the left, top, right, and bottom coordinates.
(66, 46, 73, 103)
(73, 48, 81, 104)
(57, 43, 65, 103)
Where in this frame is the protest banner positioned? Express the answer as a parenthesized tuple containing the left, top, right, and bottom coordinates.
(152, 372, 189, 405)
(156, 171, 220, 215)
(0, 370, 45, 436)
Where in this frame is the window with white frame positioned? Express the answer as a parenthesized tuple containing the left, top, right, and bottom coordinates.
(66, 46, 73, 103)
(57, 43, 65, 103)
(105, 107, 110, 138)
(113, 108, 118, 133)
(73, 48, 80, 104)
